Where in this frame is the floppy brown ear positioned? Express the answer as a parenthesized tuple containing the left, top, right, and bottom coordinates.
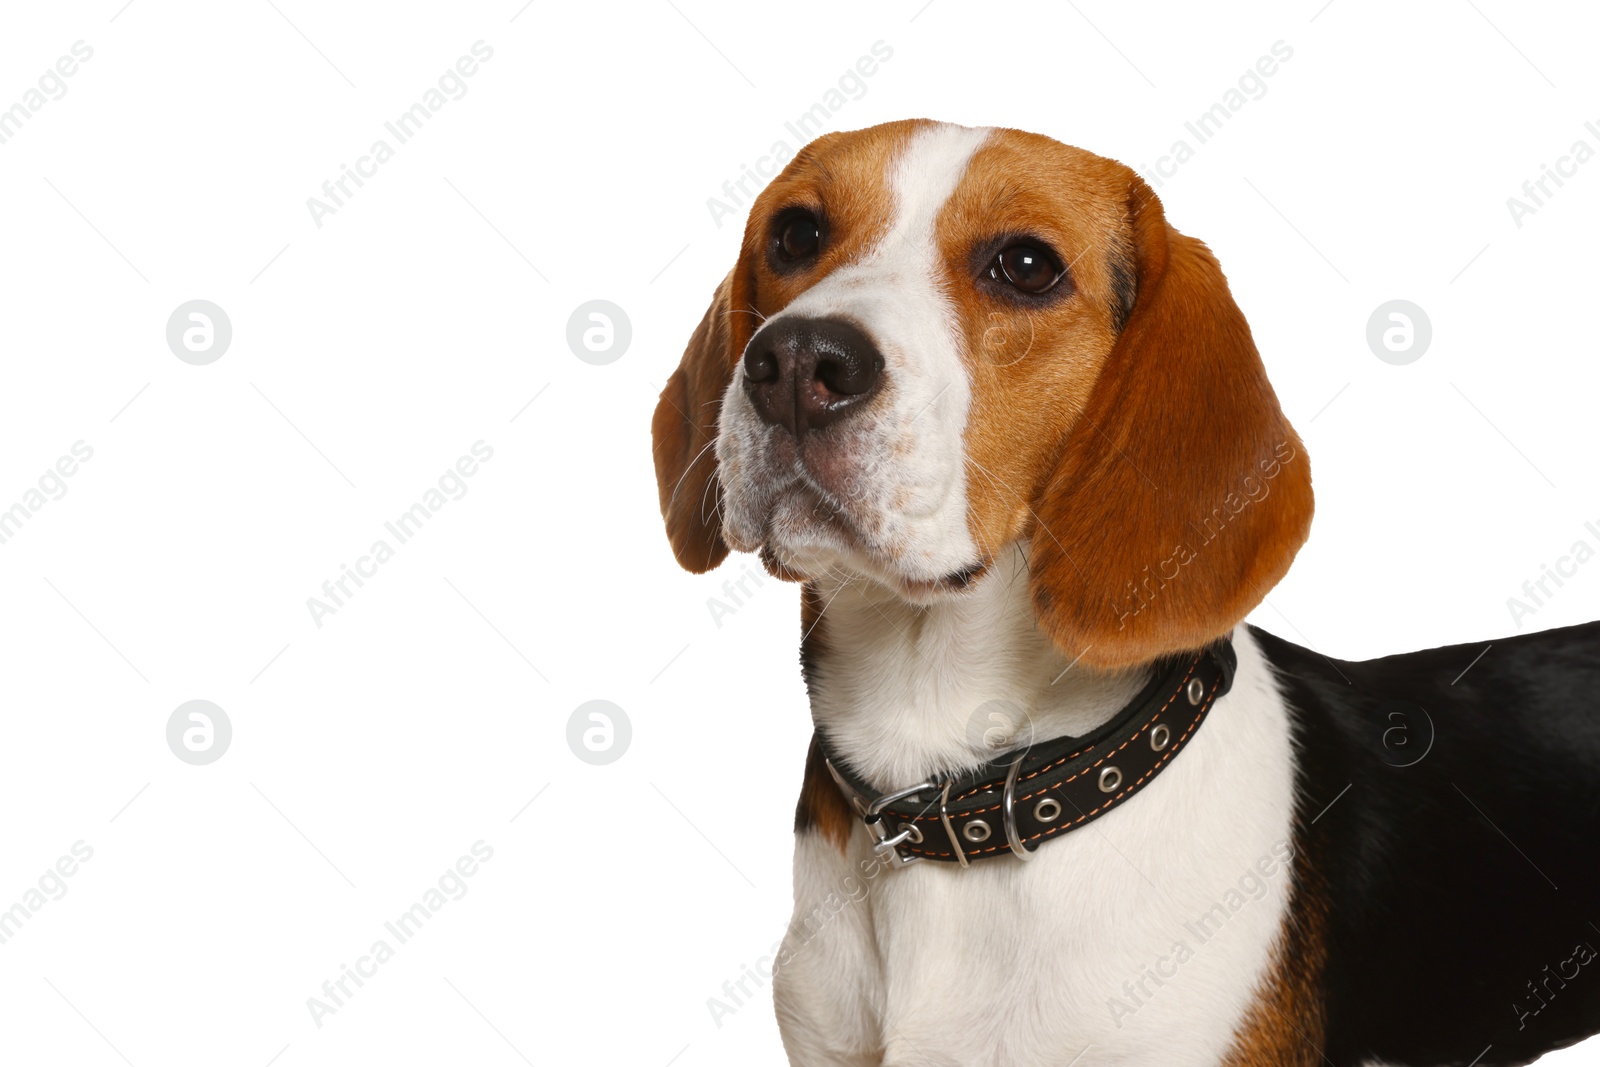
(652, 273, 738, 573)
(1029, 176, 1313, 670)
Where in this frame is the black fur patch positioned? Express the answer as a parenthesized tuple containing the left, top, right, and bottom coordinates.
(1108, 236, 1138, 333)
(1257, 620, 1600, 1065)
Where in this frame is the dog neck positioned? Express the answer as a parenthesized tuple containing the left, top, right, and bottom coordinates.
(803, 544, 1152, 791)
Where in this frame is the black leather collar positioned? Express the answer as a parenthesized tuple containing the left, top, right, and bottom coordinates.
(818, 638, 1237, 866)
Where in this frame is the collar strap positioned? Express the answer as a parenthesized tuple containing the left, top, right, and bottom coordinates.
(819, 638, 1237, 867)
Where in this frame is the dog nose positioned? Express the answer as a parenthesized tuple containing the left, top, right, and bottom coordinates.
(742, 317, 883, 434)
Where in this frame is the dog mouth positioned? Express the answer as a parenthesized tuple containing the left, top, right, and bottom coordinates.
(720, 413, 985, 598)
(755, 474, 871, 556)
(746, 476, 988, 598)
(893, 560, 991, 599)
(939, 561, 989, 589)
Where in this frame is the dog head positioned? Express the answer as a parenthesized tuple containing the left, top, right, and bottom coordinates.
(652, 120, 1312, 669)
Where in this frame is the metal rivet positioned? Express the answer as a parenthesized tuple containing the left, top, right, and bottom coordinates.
(962, 820, 992, 843)
(1186, 678, 1205, 705)
(1098, 766, 1123, 793)
(1033, 797, 1062, 823)
(897, 822, 923, 844)
(1150, 724, 1172, 752)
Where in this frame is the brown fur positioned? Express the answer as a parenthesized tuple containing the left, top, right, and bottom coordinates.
(650, 118, 1323, 1049)
(793, 736, 855, 852)
(652, 272, 736, 572)
(652, 121, 1312, 670)
(651, 122, 915, 572)
(1222, 847, 1330, 1063)
(1018, 167, 1313, 670)
(791, 582, 856, 852)
(932, 131, 1147, 597)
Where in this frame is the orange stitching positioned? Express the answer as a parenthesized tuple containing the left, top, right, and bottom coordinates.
(947, 740, 1099, 804)
(898, 654, 1204, 826)
(1018, 669, 1220, 846)
(898, 665, 1222, 858)
(946, 653, 1205, 808)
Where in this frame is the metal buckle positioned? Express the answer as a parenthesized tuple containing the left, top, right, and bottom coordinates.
(1002, 753, 1033, 861)
(824, 758, 933, 868)
(865, 780, 936, 867)
(865, 819, 925, 867)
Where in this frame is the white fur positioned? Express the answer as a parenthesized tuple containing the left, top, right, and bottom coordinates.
(725, 121, 1298, 1065)
(716, 123, 993, 596)
(774, 555, 1297, 1066)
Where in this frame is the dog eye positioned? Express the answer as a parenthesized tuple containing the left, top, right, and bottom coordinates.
(991, 244, 1064, 294)
(776, 212, 822, 262)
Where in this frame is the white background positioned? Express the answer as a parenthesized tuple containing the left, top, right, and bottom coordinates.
(1, 1, 1597, 1064)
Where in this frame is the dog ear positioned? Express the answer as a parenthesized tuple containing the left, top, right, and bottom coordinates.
(1028, 176, 1313, 670)
(652, 272, 741, 573)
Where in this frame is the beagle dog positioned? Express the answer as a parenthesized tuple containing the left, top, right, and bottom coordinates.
(651, 119, 1600, 1066)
